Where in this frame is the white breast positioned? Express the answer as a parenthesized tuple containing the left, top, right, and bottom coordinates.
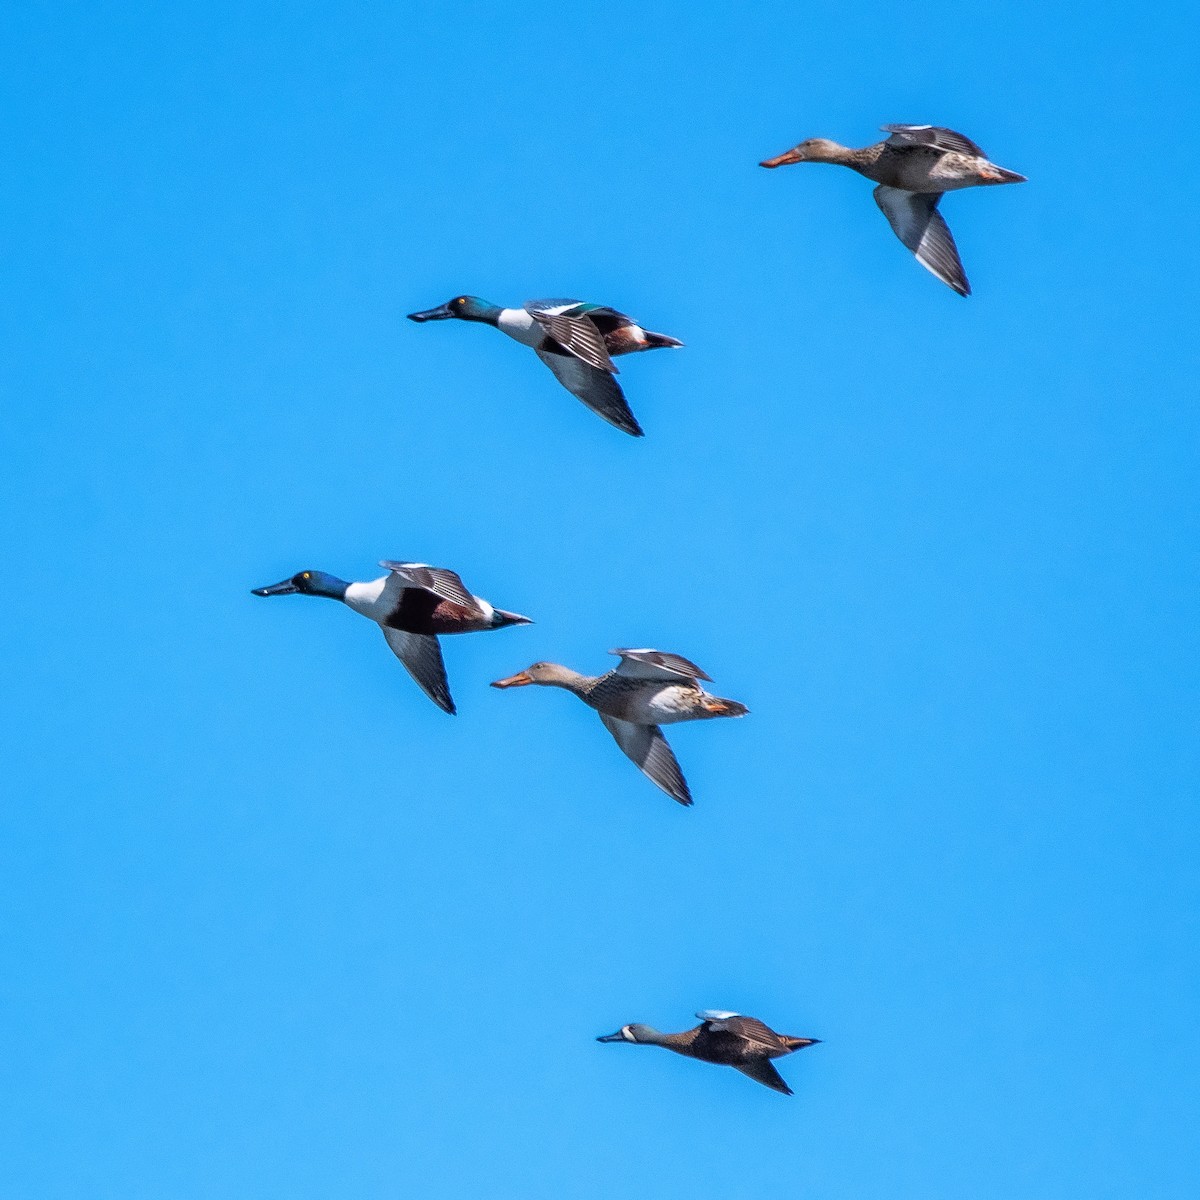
(497, 308, 542, 347)
(343, 574, 397, 623)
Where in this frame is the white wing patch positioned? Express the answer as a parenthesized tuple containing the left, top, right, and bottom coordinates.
(524, 298, 584, 317)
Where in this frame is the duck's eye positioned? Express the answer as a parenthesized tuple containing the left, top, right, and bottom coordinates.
(301, 572, 311, 581)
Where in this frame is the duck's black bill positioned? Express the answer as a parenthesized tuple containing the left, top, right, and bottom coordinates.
(252, 578, 300, 597)
(596, 1031, 626, 1043)
(407, 304, 455, 322)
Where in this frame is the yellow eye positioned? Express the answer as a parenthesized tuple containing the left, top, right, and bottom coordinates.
(302, 572, 311, 580)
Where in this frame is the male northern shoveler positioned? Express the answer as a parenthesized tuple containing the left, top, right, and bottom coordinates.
(407, 296, 683, 436)
(598, 1010, 821, 1095)
(761, 124, 1026, 296)
(252, 561, 531, 715)
(491, 648, 746, 806)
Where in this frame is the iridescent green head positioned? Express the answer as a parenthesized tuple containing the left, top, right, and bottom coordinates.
(407, 295, 503, 324)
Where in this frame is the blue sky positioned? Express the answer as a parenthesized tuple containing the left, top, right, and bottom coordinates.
(3, 2, 1198, 1197)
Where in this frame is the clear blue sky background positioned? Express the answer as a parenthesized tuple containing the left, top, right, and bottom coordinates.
(3, 3, 1198, 1197)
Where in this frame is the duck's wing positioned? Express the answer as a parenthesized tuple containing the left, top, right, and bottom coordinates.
(733, 1057, 793, 1096)
(381, 627, 456, 714)
(610, 648, 713, 682)
(881, 124, 986, 157)
(598, 714, 692, 806)
(528, 299, 633, 323)
(872, 186, 970, 297)
(705, 1014, 789, 1052)
(525, 300, 618, 374)
(533, 348, 644, 437)
(379, 562, 478, 611)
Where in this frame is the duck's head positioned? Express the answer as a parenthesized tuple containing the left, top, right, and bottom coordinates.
(597, 1023, 659, 1044)
(760, 137, 843, 168)
(490, 660, 572, 689)
(407, 295, 502, 324)
(251, 569, 348, 601)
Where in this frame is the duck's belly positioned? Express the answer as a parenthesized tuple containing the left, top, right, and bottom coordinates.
(625, 685, 703, 725)
(892, 154, 982, 193)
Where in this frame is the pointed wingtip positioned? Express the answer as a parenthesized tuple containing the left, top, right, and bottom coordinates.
(672, 778, 694, 806)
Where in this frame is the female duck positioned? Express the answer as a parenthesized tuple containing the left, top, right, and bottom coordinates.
(761, 124, 1026, 296)
(491, 648, 747, 806)
(598, 1010, 820, 1095)
(408, 296, 682, 437)
(253, 560, 531, 715)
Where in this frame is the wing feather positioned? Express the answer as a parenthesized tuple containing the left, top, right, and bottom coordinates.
(534, 349, 643, 436)
(598, 714, 692, 806)
(720, 1016, 790, 1052)
(381, 628, 456, 714)
(525, 303, 618, 373)
(734, 1058, 793, 1095)
(610, 648, 712, 682)
(881, 124, 986, 157)
(873, 185, 970, 297)
(379, 562, 478, 611)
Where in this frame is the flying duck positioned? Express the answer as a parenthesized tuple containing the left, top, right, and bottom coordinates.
(407, 297, 683, 437)
(490, 648, 747, 806)
(760, 124, 1026, 296)
(598, 1010, 821, 1095)
(252, 561, 531, 714)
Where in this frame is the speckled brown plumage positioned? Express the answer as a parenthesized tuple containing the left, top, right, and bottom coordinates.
(490, 650, 748, 807)
(760, 124, 1026, 296)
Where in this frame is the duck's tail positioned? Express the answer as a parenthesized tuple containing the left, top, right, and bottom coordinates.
(979, 163, 1027, 185)
(491, 608, 533, 628)
(782, 1036, 821, 1052)
(701, 696, 749, 718)
(644, 330, 685, 349)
